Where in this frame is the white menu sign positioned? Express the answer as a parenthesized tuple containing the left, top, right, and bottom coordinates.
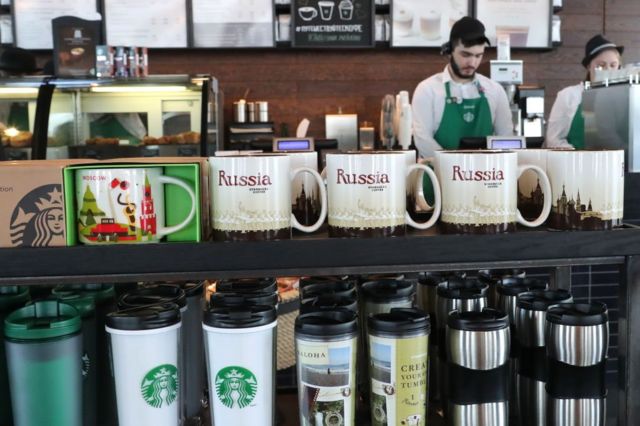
(476, 0, 551, 48)
(104, 0, 187, 48)
(392, 0, 469, 47)
(192, 0, 274, 47)
(14, 0, 99, 49)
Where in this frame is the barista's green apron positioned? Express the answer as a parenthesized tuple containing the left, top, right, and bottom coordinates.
(566, 103, 585, 149)
(423, 81, 494, 204)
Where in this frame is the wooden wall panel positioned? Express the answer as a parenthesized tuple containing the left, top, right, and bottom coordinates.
(142, 1, 631, 144)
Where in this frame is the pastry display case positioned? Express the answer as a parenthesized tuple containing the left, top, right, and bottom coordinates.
(0, 74, 223, 160)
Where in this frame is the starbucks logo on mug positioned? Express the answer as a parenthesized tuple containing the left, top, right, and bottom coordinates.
(215, 366, 258, 409)
(140, 364, 179, 408)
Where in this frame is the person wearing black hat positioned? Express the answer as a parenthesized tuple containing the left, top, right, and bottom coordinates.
(545, 35, 623, 148)
(412, 16, 513, 159)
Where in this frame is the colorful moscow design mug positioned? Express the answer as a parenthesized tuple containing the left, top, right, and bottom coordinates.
(75, 167, 196, 244)
(546, 149, 624, 230)
(209, 154, 327, 241)
(325, 151, 441, 238)
(434, 150, 551, 234)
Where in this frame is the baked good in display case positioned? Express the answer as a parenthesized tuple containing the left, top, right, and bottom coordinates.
(85, 137, 119, 145)
(142, 131, 201, 145)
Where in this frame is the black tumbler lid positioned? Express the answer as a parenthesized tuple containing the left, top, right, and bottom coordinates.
(216, 278, 277, 294)
(209, 291, 278, 308)
(546, 302, 608, 326)
(300, 294, 358, 314)
(497, 277, 548, 296)
(478, 269, 526, 283)
(418, 271, 467, 287)
(180, 281, 204, 298)
(299, 276, 353, 288)
(118, 285, 186, 310)
(368, 308, 431, 334)
(295, 309, 358, 337)
(437, 278, 488, 300)
(517, 290, 573, 311)
(447, 308, 509, 331)
(361, 279, 415, 302)
(300, 281, 356, 300)
(106, 303, 181, 331)
(203, 305, 276, 329)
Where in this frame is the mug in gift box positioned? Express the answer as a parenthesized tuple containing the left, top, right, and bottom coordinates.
(75, 167, 196, 244)
(325, 151, 441, 237)
(209, 154, 327, 241)
(546, 149, 624, 230)
(434, 150, 551, 234)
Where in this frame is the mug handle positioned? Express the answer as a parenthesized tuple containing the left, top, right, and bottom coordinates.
(415, 157, 434, 212)
(406, 163, 441, 230)
(290, 166, 327, 233)
(516, 165, 552, 228)
(156, 176, 197, 238)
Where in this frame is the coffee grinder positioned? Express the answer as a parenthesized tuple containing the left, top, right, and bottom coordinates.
(516, 85, 546, 138)
(490, 34, 524, 135)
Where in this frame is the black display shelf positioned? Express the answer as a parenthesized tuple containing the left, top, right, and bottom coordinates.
(2, 226, 639, 285)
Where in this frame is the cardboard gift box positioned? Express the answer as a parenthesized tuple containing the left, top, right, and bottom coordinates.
(0, 159, 94, 248)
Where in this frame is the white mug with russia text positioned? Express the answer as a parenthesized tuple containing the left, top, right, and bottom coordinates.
(209, 154, 327, 241)
(75, 167, 196, 244)
(434, 150, 551, 234)
(546, 149, 624, 230)
(325, 151, 441, 238)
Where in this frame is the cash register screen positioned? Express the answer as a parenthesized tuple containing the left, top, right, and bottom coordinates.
(489, 139, 526, 149)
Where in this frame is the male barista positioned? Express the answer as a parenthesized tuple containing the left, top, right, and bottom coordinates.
(412, 16, 513, 159)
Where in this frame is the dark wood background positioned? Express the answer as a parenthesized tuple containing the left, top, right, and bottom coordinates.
(125, 1, 640, 140)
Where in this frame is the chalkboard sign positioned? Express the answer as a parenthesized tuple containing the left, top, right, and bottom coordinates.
(292, 0, 374, 48)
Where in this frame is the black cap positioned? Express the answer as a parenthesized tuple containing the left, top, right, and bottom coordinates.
(546, 302, 608, 327)
(300, 281, 356, 300)
(0, 47, 40, 74)
(209, 291, 278, 308)
(216, 278, 277, 295)
(203, 305, 276, 329)
(368, 308, 431, 335)
(449, 16, 491, 48)
(118, 285, 186, 310)
(295, 309, 358, 338)
(478, 269, 526, 283)
(180, 281, 204, 298)
(516, 290, 573, 311)
(497, 277, 548, 296)
(361, 279, 415, 303)
(300, 294, 358, 314)
(106, 303, 181, 331)
(447, 308, 509, 332)
(582, 35, 623, 67)
(436, 278, 488, 300)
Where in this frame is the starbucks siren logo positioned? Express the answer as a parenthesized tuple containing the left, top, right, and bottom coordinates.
(140, 364, 179, 408)
(215, 366, 258, 409)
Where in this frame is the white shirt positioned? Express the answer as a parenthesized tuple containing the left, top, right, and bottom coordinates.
(411, 66, 514, 158)
(544, 83, 583, 148)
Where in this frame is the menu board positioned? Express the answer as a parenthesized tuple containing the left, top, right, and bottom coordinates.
(391, 0, 470, 47)
(476, 0, 552, 49)
(192, 0, 274, 48)
(13, 0, 99, 49)
(292, 0, 374, 48)
(104, 0, 187, 48)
